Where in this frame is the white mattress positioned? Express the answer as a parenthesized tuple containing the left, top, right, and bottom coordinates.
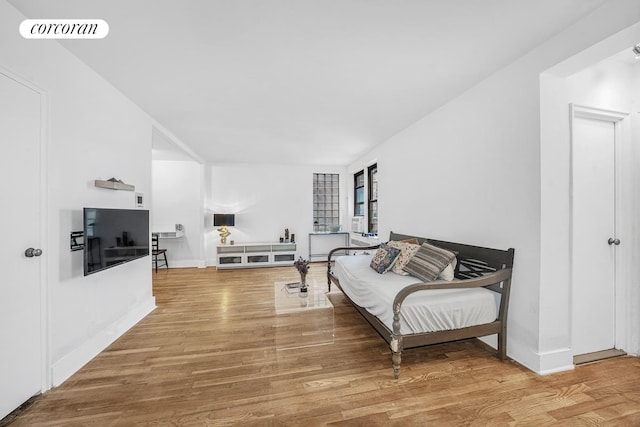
(333, 254, 499, 335)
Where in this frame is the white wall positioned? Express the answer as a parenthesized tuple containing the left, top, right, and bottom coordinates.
(567, 60, 633, 109)
(348, 0, 640, 373)
(0, 0, 156, 387)
(204, 163, 347, 264)
(152, 159, 204, 267)
(349, 58, 543, 367)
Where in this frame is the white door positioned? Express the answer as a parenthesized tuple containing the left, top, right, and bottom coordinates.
(0, 72, 43, 419)
(571, 111, 618, 356)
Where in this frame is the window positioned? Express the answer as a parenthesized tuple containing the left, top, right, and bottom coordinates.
(368, 164, 378, 235)
(354, 170, 365, 216)
(313, 173, 340, 232)
(353, 165, 378, 235)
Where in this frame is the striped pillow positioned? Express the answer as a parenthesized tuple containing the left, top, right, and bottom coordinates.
(403, 242, 456, 282)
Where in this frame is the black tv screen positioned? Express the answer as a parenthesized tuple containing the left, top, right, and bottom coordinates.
(84, 208, 150, 276)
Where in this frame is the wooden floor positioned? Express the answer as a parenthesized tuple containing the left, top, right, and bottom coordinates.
(6, 266, 640, 426)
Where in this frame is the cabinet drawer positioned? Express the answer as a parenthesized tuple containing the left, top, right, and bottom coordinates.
(273, 244, 296, 252)
(246, 245, 271, 253)
(219, 255, 243, 265)
(218, 246, 243, 254)
(247, 254, 270, 263)
(274, 253, 295, 263)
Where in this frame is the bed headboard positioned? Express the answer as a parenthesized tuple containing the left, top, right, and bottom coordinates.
(388, 231, 515, 282)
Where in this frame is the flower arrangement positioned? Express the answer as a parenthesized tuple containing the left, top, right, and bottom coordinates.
(294, 256, 310, 274)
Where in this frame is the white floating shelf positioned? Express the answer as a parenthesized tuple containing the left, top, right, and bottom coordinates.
(155, 230, 184, 238)
(154, 224, 185, 239)
(94, 179, 135, 191)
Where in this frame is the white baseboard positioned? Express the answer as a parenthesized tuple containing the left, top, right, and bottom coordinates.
(51, 297, 156, 387)
(535, 347, 575, 375)
(506, 335, 575, 375)
(165, 259, 206, 268)
(478, 335, 575, 375)
(537, 364, 575, 375)
(504, 335, 542, 374)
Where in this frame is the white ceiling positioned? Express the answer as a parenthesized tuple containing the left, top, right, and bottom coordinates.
(10, 0, 610, 165)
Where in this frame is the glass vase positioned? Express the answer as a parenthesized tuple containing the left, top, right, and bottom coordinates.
(299, 272, 307, 293)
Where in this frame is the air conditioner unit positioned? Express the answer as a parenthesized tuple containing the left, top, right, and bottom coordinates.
(351, 216, 364, 233)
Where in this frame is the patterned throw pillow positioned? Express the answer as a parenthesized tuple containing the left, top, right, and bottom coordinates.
(369, 243, 401, 274)
(403, 242, 456, 282)
(401, 238, 420, 245)
(387, 240, 421, 275)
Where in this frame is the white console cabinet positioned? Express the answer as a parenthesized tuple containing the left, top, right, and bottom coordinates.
(217, 242, 297, 269)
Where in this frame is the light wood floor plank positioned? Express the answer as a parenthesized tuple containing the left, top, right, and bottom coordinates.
(4, 265, 640, 426)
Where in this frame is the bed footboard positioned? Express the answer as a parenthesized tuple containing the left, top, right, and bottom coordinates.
(390, 268, 513, 378)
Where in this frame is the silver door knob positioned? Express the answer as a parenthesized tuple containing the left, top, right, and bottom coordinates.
(25, 248, 43, 257)
(607, 238, 621, 246)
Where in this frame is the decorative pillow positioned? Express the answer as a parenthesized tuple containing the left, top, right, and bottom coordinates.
(438, 258, 457, 281)
(401, 238, 420, 245)
(387, 240, 421, 275)
(403, 242, 456, 282)
(369, 243, 401, 274)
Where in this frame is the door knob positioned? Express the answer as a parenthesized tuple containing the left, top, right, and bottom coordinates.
(607, 238, 621, 246)
(24, 248, 43, 257)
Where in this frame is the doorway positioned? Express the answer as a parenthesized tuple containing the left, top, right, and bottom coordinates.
(0, 70, 46, 419)
(570, 104, 628, 360)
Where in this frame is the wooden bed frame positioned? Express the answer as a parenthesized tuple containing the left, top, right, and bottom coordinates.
(327, 231, 515, 379)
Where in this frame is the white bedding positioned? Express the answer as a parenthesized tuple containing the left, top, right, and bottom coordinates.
(333, 254, 499, 335)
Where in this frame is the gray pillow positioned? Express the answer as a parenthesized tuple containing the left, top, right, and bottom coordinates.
(403, 242, 456, 282)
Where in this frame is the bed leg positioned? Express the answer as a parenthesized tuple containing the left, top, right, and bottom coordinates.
(390, 336, 402, 379)
(392, 350, 401, 379)
(497, 332, 507, 360)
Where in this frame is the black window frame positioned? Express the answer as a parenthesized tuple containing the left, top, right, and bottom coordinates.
(368, 163, 378, 235)
(354, 170, 365, 217)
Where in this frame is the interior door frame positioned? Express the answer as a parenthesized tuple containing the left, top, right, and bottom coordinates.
(0, 65, 50, 392)
(569, 103, 630, 356)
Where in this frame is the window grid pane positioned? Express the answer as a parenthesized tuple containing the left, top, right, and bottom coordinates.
(313, 173, 340, 232)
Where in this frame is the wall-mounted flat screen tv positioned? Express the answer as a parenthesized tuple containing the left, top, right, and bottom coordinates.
(84, 207, 150, 276)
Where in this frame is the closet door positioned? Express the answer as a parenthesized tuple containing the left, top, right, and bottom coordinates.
(571, 108, 620, 356)
(0, 72, 43, 419)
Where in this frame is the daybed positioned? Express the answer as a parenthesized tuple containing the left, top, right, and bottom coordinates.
(327, 231, 514, 379)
